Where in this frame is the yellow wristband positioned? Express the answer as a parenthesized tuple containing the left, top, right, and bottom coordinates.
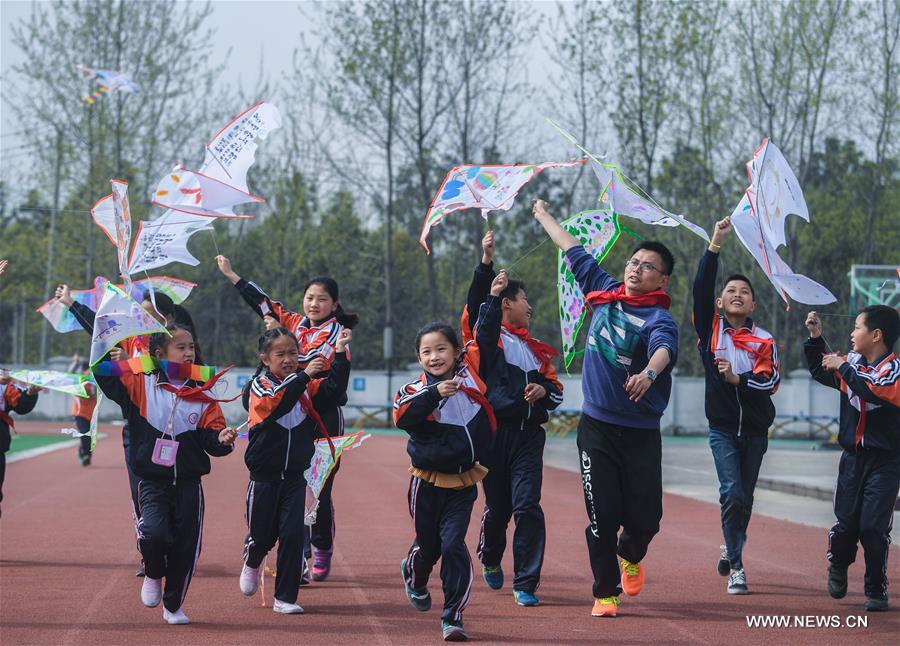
(709, 242, 721, 250)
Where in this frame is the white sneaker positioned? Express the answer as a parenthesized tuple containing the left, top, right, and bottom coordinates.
(141, 577, 162, 607)
(273, 599, 304, 614)
(162, 607, 190, 624)
(727, 568, 749, 595)
(239, 564, 260, 596)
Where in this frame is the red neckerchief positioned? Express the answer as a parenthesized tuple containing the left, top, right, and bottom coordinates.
(725, 327, 774, 357)
(158, 366, 238, 403)
(299, 391, 335, 458)
(501, 323, 558, 364)
(586, 284, 671, 310)
(455, 384, 497, 433)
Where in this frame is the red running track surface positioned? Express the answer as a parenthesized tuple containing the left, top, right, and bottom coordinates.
(1, 425, 897, 644)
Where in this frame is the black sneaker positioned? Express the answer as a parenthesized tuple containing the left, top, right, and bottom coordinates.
(717, 545, 730, 576)
(865, 595, 888, 612)
(441, 619, 468, 641)
(401, 558, 432, 611)
(80, 454, 91, 466)
(135, 567, 145, 577)
(827, 564, 848, 599)
(727, 569, 749, 595)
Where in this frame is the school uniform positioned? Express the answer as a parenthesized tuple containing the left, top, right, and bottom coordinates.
(0, 383, 39, 510)
(233, 278, 348, 556)
(693, 250, 780, 570)
(242, 353, 350, 605)
(565, 245, 679, 599)
(805, 337, 900, 600)
(394, 342, 496, 624)
(462, 262, 564, 594)
(92, 365, 232, 613)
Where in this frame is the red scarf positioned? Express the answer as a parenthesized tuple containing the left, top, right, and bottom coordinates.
(299, 391, 335, 458)
(725, 327, 774, 357)
(457, 384, 497, 433)
(501, 323, 558, 364)
(158, 366, 239, 404)
(586, 284, 671, 310)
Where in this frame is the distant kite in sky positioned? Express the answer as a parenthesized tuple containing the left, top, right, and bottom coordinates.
(77, 64, 140, 106)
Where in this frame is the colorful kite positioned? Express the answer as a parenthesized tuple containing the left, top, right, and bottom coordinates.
(304, 432, 370, 525)
(37, 275, 196, 334)
(89, 282, 168, 366)
(729, 140, 835, 306)
(420, 160, 587, 253)
(152, 102, 282, 219)
(91, 180, 133, 283)
(7, 370, 94, 398)
(77, 64, 140, 106)
(557, 210, 622, 369)
(546, 118, 709, 241)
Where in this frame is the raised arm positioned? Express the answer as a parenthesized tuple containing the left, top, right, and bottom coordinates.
(463, 230, 497, 338)
(693, 218, 730, 343)
(217, 255, 304, 330)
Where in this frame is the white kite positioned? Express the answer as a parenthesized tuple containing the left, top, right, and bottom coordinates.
(7, 370, 94, 398)
(729, 140, 835, 306)
(77, 64, 140, 106)
(91, 179, 133, 283)
(420, 160, 586, 253)
(89, 283, 168, 366)
(152, 102, 282, 219)
(127, 212, 215, 274)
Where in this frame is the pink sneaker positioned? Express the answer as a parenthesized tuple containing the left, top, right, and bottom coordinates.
(312, 548, 332, 581)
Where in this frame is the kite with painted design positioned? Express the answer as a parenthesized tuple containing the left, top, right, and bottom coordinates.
(304, 432, 370, 525)
(77, 64, 140, 106)
(89, 282, 169, 366)
(730, 140, 836, 306)
(7, 370, 94, 398)
(557, 210, 622, 369)
(420, 160, 587, 253)
(152, 102, 282, 219)
(127, 212, 215, 274)
(90, 180, 133, 283)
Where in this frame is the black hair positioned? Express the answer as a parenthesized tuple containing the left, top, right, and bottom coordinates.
(632, 241, 675, 275)
(148, 323, 200, 363)
(241, 327, 300, 410)
(499, 279, 526, 303)
(859, 305, 900, 349)
(722, 274, 756, 300)
(142, 290, 197, 336)
(414, 322, 461, 354)
(303, 276, 359, 329)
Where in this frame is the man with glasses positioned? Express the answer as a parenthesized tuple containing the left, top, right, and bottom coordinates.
(533, 198, 678, 618)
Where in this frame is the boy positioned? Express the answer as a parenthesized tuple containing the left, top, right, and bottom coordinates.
(693, 216, 779, 594)
(463, 231, 564, 606)
(533, 198, 678, 617)
(805, 306, 900, 612)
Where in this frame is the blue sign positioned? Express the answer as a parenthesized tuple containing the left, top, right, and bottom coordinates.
(353, 377, 366, 392)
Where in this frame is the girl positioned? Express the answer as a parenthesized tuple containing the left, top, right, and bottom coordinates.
(216, 255, 356, 581)
(92, 324, 237, 625)
(0, 371, 39, 518)
(239, 326, 352, 614)
(56, 284, 200, 575)
(394, 316, 497, 643)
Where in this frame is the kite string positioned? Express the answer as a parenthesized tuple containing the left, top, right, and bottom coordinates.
(505, 237, 551, 274)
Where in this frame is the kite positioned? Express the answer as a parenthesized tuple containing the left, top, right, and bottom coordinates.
(304, 432, 370, 525)
(127, 212, 215, 274)
(546, 118, 709, 241)
(77, 64, 140, 106)
(7, 370, 94, 398)
(89, 282, 168, 366)
(37, 275, 196, 334)
(730, 140, 836, 306)
(420, 160, 587, 253)
(152, 102, 282, 219)
(90, 392, 103, 451)
(91, 179, 133, 283)
(557, 210, 622, 369)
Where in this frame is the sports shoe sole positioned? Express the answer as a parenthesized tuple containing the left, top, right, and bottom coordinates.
(401, 559, 431, 611)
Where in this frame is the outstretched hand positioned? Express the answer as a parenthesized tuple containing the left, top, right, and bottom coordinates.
(215, 255, 241, 285)
(710, 217, 732, 251)
(490, 269, 509, 297)
(482, 230, 495, 264)
(55, 284, 74, 307)
(805, 311, 822, 339)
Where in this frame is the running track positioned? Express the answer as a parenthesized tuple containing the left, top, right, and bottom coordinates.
(1, 423, 897, 645)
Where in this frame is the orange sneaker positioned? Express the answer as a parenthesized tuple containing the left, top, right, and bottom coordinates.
(620, 559, 644, 596)
(591, 596, 619, 617)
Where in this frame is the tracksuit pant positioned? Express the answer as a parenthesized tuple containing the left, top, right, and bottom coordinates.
(75, 416, 92, 460)
(404, 476, 476, 623)
(244, 477, 306, 604)
(477, 422, 546, 593)
(577, 414, 662, 599)
(708, 429, 768, 570)
(137, 480, 205, 613)
(829, 448, 900, 600)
